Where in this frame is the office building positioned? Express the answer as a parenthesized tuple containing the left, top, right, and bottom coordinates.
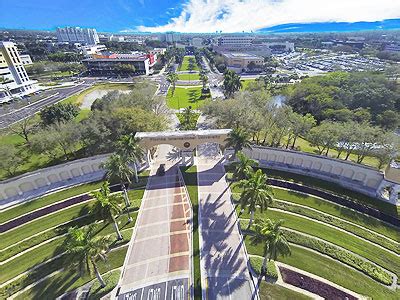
(56, 27, 99, 45)
(83, 52, 156, 76)
(222, 52, 263, 73)
(191, 37, 203, 48)
(160, 32, 181, 43)
(0, 42, 38, 103)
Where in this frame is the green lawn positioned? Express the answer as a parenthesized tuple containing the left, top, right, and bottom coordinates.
(259, 281, 312, 300)
(252, 167, 400, 217)
(167, 87, 210, 110)
(180, 166, 201, 299)
(178, 73, 200, 81)
(239, 209, 400, 281)
(240, 79, 256, 90)
(179, 56, 200, 72)
(247, 243, 400, 300)
(12, 247, 128, 300)
(0, 182, 104, 224)
(0, 215, 135, 285)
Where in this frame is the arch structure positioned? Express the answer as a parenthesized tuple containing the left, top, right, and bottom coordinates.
(135, 129, 232, 165)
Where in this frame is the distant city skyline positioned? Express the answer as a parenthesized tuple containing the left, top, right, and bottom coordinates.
(1, 0, 400, 33)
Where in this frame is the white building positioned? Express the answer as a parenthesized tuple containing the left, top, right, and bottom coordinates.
(162, 32, 181, 43)
(81, 44, 107, 56)
(19, 54, 33, 65)
(149, 48, 167, 56)
(191, 37, 203, 48)
(56, 27, 99, 45)
(109, 35, 125, 42)
(217, 35, 255, 48)
(0, 42, 38, 103)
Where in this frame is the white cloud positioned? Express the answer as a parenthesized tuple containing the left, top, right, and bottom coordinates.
(137, 0, 400, 33)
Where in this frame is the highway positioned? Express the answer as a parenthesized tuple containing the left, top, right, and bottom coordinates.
(0, 79, 96, 129)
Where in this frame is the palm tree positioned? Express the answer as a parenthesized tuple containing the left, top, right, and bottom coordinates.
(167, 72, 179, 96)
(223, 69, 242, 98)
(238, 169, 274, 229)
(64, 225, 111, 288)
(231, 151, 258, 183)
(101, 153, 134, 210)
(225, 127, 252, 159)
(250, 219, 291, 279)
(200, 71, 208, 91)
(116, 134, 145, 183)
(90, 182, 124, 240)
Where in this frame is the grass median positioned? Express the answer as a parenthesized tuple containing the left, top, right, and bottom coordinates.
(167, 87, 210, 110)
(180, 166, 201, 300)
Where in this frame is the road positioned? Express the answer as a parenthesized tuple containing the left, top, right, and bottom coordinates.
(196, 144, 257, 300)
(117, 145, 193, 300)
(0, 79, 96, 129)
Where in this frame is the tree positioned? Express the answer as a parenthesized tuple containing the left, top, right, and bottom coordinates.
(102, 153, 134, 197)
(63, 225, 111, 287)
(90, 182, 124, 240)
(224, 127, 252, 159)
(199, 71, 208, 92)
(288, 112, 316, 148)
(231, 151, 258, 182)
(167, 72, 179, 96)
(40, 103, 79, 126)
(250, 219, 291, 279)
(376, 110, 400, 131)
(308, 121, 340, 156)
(180, 106, 197, 130)
(116, 134, 145, 183)
(10, 116, 38, 145)
(0, 144, 24, 176)
(238, 169, 274, 230)
(373, 132, 400, 169)
(223, 69, 242, 98)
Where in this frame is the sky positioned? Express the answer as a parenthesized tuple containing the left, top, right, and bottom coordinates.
(1, 0, 400, 33)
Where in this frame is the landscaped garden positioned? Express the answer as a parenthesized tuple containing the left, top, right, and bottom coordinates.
(178, 56, 200, 72)
(224, 152, 400, 299)
(177, 73, 200, 81)
(167, 87, 210, 110)
(0, 171, 149, 299)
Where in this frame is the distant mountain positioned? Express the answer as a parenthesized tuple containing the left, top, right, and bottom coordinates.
(258, 19, 400, 33)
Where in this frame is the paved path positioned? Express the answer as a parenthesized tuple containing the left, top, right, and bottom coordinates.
(196, 144, 257, 300)
(117, 145, 193, 300)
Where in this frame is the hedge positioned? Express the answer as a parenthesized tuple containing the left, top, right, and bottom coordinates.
(249, 256, 278, 279)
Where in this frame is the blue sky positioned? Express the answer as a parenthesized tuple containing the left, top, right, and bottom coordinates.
(1, 0, 400, 33)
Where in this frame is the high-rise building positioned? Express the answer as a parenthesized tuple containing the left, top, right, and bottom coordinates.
(160, 32, 181, 43)
(56, 27, 99, 45)
(0, 42, 38, 103)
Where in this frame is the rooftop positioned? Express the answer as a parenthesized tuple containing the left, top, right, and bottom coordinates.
(222, 52, 263, 59)
(135, 129, 232, 139)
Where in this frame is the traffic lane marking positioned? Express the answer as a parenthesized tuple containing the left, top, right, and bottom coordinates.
(118, 277, 190, 300)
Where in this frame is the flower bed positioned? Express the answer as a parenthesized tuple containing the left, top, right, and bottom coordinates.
(279, 266, 358, 300)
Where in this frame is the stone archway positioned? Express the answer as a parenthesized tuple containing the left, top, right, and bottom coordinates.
(135, 129, 232, 166)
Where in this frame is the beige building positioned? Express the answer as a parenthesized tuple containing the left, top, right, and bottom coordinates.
(0, 42, 38, 103)
(222, 52, 263, 72)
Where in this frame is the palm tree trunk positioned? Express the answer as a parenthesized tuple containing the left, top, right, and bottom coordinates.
(247, 210, 255, 229)
(113, 221, 123, 240)
(91, 259, 106, 288)
(133, 163, 138, 183)
(261, 256, 268, 277)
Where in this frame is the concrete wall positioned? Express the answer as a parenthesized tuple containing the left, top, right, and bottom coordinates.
(0, 155, 109, 209)
(244, 146, 386, 199)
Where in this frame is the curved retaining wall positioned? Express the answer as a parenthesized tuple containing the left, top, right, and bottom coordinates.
(0, 155, 109, 209)
(243, 146, 385, 199)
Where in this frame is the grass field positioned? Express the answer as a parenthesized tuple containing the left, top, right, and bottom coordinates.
(167, 87, 210, 109)
(240, 79, 256, 90)
(180, 166, 201, 299)
(1, 174, 148, 298)
(178, 73, 200, 81)
(179, 56, 200, 72)
(247, 243, 400, 299)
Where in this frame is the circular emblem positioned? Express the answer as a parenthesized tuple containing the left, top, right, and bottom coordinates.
(184, 142, 191, 148)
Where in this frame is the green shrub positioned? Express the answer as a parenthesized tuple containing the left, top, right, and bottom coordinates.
(282, 229, 393, 285)
(271, 200, 399, 254)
